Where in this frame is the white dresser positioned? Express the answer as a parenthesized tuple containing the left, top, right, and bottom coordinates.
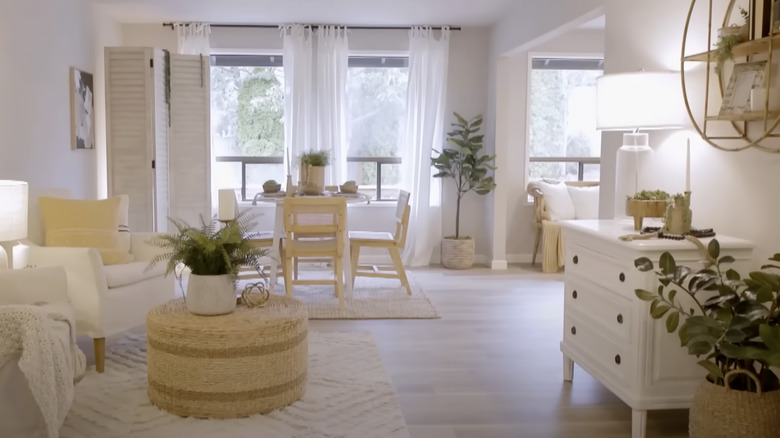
(558, 220, 753, 438)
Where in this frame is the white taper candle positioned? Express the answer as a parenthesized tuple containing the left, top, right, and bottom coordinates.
(685, 139, 691, 193)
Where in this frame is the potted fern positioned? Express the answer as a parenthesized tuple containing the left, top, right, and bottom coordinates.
(148, 211, 269, 315)
(299, 149, 330, 194)
(634, 240, 780, 437)
(431, 112, 496, 269)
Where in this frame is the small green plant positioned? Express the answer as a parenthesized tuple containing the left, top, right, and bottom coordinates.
(300, 150, 330, 167)
(431, 112, 497, 239)
(629, 190, 671, 201)
(634, 240, 780, 393)
(148, 211, 269, 282)
(264, 179, 278, 185)
(714, 7, 749, 74)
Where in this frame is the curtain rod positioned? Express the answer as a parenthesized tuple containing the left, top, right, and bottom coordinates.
(162, 22, 461, 31)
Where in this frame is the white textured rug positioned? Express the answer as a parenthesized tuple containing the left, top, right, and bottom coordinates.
(61, 332, 410, 438)
(240, 274, 440, 320)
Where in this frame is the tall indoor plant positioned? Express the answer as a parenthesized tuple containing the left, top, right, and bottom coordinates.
(634, 240, 780, 437)
(148, 212, 268, 316)
(431, 112, 496, 269)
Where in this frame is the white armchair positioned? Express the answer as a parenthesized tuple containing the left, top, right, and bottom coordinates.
(0, 266, 86, 438)
(16, 189, 174, 373)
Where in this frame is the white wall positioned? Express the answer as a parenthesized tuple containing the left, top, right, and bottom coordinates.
(0, 0, 121, 199)
(122, 24, 492, 264)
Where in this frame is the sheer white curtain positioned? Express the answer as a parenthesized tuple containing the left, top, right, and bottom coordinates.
(282, 24, 316, 179)
(400, 27, 451, 267)
(173, 23, 211, 55)
(315, 26, 349, 186)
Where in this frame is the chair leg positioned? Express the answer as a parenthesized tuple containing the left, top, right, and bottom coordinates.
(94, 337, 105, 373)
(334, 255, 344, 310)
(284, 255, 294, 298)
(350, 243, 360, 290)
(389, 247, 411, 295)
(532, 227, 542, 265)
(294, 257, 299, 280)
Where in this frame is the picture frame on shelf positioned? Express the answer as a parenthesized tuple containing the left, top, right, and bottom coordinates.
(719, 60, 767, 116)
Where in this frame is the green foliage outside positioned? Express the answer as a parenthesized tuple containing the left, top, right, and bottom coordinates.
(635, 240, 780, 392)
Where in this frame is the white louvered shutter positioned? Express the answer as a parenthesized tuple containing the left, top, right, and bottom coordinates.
(105, 47, 155, 232)
(168, 54, 211, 226)
(152, 49, 170, 232)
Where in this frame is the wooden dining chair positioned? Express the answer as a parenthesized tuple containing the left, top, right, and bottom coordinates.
(282, 197, 347, 309)
(349, 190, 411, 295)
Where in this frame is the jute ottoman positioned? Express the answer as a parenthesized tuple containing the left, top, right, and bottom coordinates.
(146, 295, 308, 418)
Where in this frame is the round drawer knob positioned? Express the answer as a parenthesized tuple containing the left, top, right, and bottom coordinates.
(572, 290, 578, 299)
(619, 272, 626, 282)
(571, 326, 577, 335)
(615, 355, 621, 365)
(617, 314, 623, 324)
(572, 255, 579, 264)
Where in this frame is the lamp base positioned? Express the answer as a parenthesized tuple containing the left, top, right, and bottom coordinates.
(614, 133, 653, 218)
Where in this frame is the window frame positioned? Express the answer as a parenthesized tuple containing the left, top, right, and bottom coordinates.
(524, 51, 605, 201)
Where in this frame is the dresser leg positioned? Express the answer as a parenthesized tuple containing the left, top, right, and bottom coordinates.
(563, 355, 574, 382)
(631, 409, 647, 438)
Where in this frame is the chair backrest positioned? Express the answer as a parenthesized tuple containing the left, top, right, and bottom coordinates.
(283, 197, 347, 250)
(394, 190, 411, 247)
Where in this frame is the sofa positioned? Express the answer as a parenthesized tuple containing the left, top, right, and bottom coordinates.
(527, 180, 599, 273)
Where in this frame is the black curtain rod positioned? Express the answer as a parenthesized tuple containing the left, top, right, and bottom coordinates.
(162, 22, 460, 31)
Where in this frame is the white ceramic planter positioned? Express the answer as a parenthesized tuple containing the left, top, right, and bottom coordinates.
(186, 274, 236, 316)
(441, 237, 475, 270)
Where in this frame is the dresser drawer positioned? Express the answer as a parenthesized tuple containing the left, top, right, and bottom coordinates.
(565, 278, 632, 343)
(566, 243, 634, 298)
(563, 312, 634, 387)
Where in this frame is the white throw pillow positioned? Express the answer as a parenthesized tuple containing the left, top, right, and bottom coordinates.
(567, 185, 600, 219)
(538, 181, 576, 221)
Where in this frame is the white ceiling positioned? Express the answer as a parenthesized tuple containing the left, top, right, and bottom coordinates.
(92, 0, 520, 27)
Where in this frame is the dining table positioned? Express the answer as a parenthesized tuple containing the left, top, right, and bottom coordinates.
(252, 190, 370, 298)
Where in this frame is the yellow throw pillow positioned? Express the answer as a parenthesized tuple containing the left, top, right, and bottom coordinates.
(38, 196, 133, 265)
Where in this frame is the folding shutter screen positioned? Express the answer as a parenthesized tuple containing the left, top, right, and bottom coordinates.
(168, 54, 211, 226)
(152, 49, 170, 232)
(104, 47, 155, 232)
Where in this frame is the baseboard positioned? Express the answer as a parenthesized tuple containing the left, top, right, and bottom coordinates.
(507, 254, 535, 264)
(490, 259, 508, 270)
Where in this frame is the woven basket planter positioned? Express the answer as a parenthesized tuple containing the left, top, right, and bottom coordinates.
(689, 370, 780, 438)
(441, 237, 474, 269)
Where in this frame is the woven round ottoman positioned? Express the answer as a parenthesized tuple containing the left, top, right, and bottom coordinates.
(146, 295, 308, 418)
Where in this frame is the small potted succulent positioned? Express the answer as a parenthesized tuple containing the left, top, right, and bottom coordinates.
(626, 189, 670, 230)
(299, 150, 330, 194)
(634, 240, 780, 437)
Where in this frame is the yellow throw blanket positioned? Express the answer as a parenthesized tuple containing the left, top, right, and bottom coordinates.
(541, 220, 565, 273)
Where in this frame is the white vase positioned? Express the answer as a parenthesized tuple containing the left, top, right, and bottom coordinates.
(186, 274, 236, 316)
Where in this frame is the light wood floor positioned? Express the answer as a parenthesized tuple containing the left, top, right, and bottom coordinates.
(79, 265, 689, 438)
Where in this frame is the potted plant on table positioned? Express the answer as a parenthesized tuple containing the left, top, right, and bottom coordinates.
(634, 240, 780, 438)
(148, 212, 269, 316)
(626, 189, 670, 230)
(299, 149, 330, 194)
(431, 112, 496, 269)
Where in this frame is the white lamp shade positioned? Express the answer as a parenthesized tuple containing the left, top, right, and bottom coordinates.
(218, 189, 237, 221)
(596, 71, 687, 131)
(0, 180, 28, 241)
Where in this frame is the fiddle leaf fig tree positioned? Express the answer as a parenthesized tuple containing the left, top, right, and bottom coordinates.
(431, 112, 497, 239)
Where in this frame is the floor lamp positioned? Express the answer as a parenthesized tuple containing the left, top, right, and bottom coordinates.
(0, 180, 28, 270)
(596, 72, 686, 218)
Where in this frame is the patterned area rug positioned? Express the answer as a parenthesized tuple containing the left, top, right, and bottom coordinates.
(61, 331, 409, 438)
(239, 273, 440, 320)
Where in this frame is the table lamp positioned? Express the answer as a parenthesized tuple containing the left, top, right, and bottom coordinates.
(0, 180, 28, 270)
(596, 71, 687, 218)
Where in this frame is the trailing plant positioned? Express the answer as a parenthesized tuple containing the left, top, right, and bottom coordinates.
(634, 239, 780, 393)
(629, 189, 671, 201)
(431, 112, 497, 239)
(300, 150, 331, 167)
(148, 211, 269, 284)
(714, 7, 749, 74)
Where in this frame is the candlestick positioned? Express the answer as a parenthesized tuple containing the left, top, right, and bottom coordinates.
(685, 139, 691, 193)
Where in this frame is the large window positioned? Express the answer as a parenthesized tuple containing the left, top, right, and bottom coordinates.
(346, 56, 408, 201)
(211, 54, 285, 201)
(527, 57, 603, 183)
(210, 54, 409, 201)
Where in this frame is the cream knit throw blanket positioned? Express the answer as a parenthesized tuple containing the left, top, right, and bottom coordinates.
(0, 304, 86, 438)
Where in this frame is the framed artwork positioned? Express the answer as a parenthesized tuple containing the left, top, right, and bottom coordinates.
(719, 61, 767, 116)
(70, 67, 95, 150)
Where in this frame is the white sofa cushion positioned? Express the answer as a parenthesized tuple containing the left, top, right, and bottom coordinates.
(567, 185, 600, 219)
(538, 181, 576, 221)
(104, 261, 167, 289)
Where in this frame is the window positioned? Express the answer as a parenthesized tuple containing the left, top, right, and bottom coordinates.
(346, 56, 408, 201)
(210, 54, 285, 201)
(527, 57, 603, 183)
